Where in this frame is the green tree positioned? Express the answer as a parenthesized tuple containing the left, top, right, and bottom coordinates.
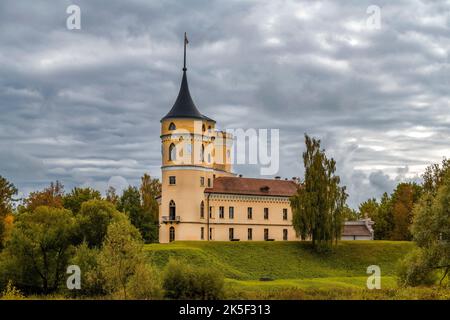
(118, 185, 156, 243)
(77, 199, 126, 248)
(0, 176, 18, 248)
(399, 174, 450, 286)
(342, 205, 360, 221)
(422, 158, 450, 195)
(98, 219, 161, 299)
(290, 134, 348, 250)
(63, 187, 101, 214)
(139, 174, 161, 243)
(358, 198, 378, 219)
(0, 206, 76, 294)
(372, 192, 394, 240)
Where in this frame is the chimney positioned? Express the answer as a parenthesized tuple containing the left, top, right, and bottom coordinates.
(274, 176, 281, 180)
(238, 174, 243, 178)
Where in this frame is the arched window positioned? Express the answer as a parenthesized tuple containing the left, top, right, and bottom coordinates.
(202, 124, 206, 132)
(169, 227, 175, 242)
(169, 200, 176, 220)
(169, 122, 176, 130)
(200, 144, 204, 162)
(200, 201, 204, 218)
(169, 143, 176, 161)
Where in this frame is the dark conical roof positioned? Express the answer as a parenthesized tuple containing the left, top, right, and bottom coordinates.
(162, 70, 214, 122)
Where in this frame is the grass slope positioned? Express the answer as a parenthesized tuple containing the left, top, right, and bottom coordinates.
(144, 241, 413, 282)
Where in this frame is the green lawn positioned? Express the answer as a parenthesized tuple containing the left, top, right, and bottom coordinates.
(144, 241, 416, 298)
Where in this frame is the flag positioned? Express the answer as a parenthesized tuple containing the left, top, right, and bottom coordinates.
(184, 33, 189, 45)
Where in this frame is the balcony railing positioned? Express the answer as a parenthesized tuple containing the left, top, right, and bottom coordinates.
(162, 216, 181, 223)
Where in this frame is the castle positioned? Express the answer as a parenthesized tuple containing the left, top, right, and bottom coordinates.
(157, 36, 300, 243)
(157, 36, 374, 243)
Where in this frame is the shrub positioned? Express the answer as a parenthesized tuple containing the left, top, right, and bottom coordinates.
(126, 264, 163, 300)
(163, 259, 224, 300)
(397, 249, 437, 287)
(1, 280, 24, 300)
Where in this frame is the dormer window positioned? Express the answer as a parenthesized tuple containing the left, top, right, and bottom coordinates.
(169, 122, 176, 130)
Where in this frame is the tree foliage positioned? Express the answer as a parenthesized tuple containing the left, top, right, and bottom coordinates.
(23, 181, 64, 212)
(63, 187, 101, 214)
(0, 176, 17, 248)
(0, 206, 76, 294)
(290, 134, 347, 250)
(77, 199, 126, 248)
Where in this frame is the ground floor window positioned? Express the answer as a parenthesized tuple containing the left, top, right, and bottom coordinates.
(264, 228, 269, 241)
(229, 228, 234, 241)
(248, 228, 252, 240)
(283, 229, 288, 241)
(201, 227, 204, 240)
(209, 227, 213, 240)
(169, 226, 175, 242)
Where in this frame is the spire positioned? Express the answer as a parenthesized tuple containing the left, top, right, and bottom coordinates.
(183, 32, 188, 71)
(161, 33, 215, 122)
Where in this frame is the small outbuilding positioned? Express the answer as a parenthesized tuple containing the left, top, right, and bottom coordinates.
(341, 219, 375, 240)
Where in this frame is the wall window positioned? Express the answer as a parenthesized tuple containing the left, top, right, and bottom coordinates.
(219, 206, 225, 219)
(207, 153, 211, 163)
(169, 200, 176, 220)
(207, 178, 211, 187)
(200, 201, 204, 219)
(200, 177, 205, 186)
(229, 207, 234, 219)
(201, 227, 205, 240)
(283, 229, 288, 241)
(209, 227, 213, 240)
(169, 143, 176, 161)
(283, 208, 288, 220)
(169, 122, 176, 130)
(169, 226, 175, 242)
(247, 207, 253, 219)
(229, 228, 234, 241)
(209, 206, 214, 219)
(264, 208, 269, 220)
(169, 176, 176, 185)
(248, 228, 253, 240)
(264, 228, 269, 241)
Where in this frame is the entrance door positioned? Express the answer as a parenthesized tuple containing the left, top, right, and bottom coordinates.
(169, 227, 175, 242)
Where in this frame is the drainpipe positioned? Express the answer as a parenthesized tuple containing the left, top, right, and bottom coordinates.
(206, 192, 211, 241)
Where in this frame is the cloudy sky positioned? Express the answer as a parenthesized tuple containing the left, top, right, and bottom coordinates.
(0, 0, 449, 208)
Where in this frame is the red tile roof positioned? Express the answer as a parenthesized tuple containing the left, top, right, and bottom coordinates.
(204, 176, 298, 197)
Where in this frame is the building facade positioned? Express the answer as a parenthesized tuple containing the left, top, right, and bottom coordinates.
(158, 51, 301, 243)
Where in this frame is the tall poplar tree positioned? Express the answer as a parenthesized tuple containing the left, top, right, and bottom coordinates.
(290, 134, 347, 250)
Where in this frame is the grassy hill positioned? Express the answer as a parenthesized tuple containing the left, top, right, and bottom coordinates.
(144, 241, 415, 298)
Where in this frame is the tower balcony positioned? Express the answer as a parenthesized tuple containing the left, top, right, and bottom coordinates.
(162, 216, 181, 224)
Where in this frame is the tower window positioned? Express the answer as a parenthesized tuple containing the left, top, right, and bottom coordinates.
(200, 145, 205, 162)
(283, 229, 288, 241)
(229, 207, 234, 219)
(169, 176, 176, 185)
(264, 208, 269, 220)
(247, 207, 253, 219)
(201, 227, 205, 240)
(207, 178, 211, 187)
(200, 177, 205, 186)
(169, 122, 176, 130)
(219, 206, 224, 219)
(209, 206, 214, 219)
(169, 143, 176, 161)
(283, 208, 288, 220)
(169, 200, 176, 220)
